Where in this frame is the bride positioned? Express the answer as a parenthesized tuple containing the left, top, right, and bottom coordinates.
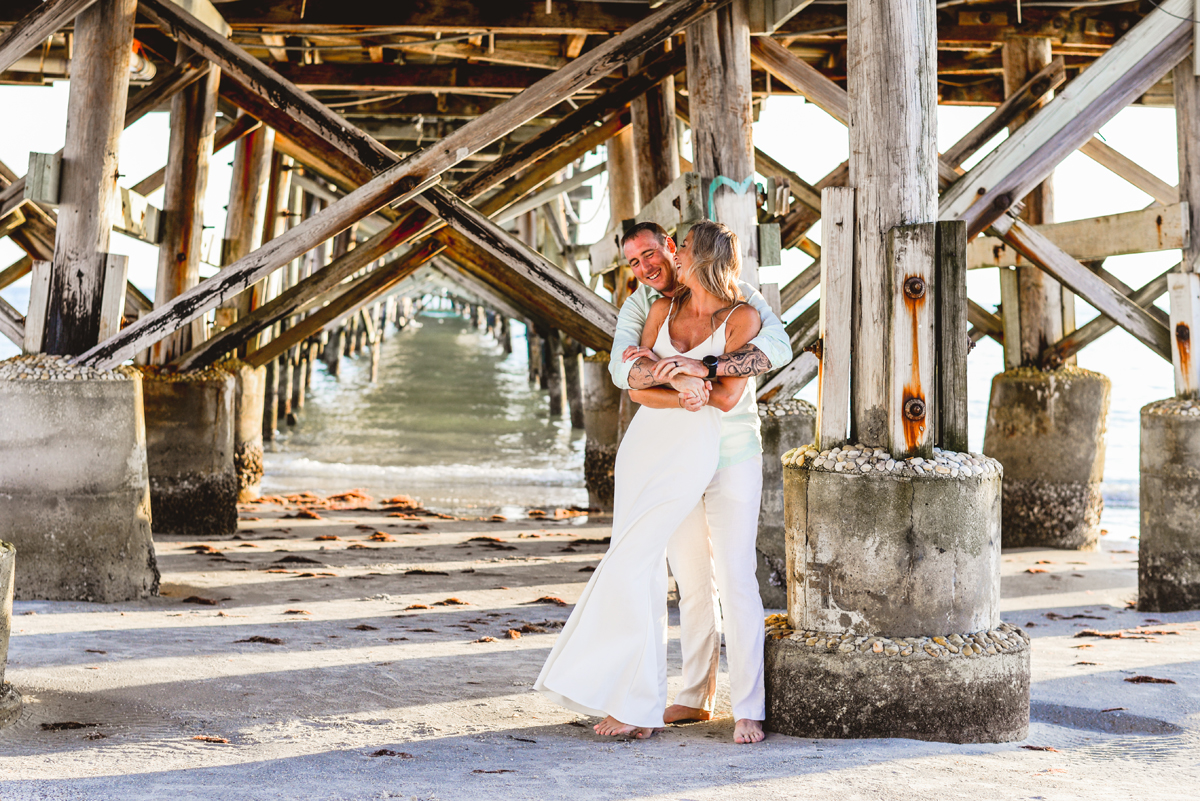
(535, 221, 761, 739)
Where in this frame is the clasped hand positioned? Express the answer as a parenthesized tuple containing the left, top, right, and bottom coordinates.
(622, 346, 711, 412)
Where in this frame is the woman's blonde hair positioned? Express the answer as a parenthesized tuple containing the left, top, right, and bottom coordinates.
(676, 220, 743, 308)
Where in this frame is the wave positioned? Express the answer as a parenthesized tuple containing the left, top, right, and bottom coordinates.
(264, 456, 584, 487)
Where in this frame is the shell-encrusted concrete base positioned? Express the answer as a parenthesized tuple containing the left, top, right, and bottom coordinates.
(764, 619, 1031, 743)
(0, 683, 21, 728)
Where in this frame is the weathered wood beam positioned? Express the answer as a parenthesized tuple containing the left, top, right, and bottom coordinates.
(433, 259, 526, 323)
(757, 352, 817, 403)
(940, 0, 1193, 237)
(935, 220, 969, 453)
(139, 0, 399, 175)
(991, 212, 1172, 361)
(631, 42, 680, 211)
(1078, 137, 1178, 206)
(815, 186, 852, 449)
(967, 299, 1004, 345)
(245, 238, 446, 370)
(393, 40, 568, 71)
(79, 0, 716, 367)
(43, 0, 137, 355)
(265, 61, 601, 94)
(0, 255, 33, 291)
(0, 295, 24, 347)
(750, 36, 846, 124)
(496, 162, 606, 225)
(1041, 267, 1174, 366)
(416, 186, 616, 351)
(967, 203, 1189, 269)
(0, 0, 97, 76)
(130, 110, 263, 197)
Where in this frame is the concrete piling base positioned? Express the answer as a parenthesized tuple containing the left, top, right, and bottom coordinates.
(755, 399, 815, 609)
(1, 541, 21, 727)
(766, 449, 1028, 742)
(0, 359, 158, 602)
(141, 367, 238, 537)
(1139, 398, 1200, 612)
(983, 367, 1110, 550)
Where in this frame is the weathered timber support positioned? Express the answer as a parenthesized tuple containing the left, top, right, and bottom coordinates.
(262, 358, 279, 438)
(0, 365, 158, 602)
(230, 361, 265, 501)
(1138, 54, 1200, 611)
(983, 367, 1110, 550)
(755, 398, 815, 610)
(582, 354, 620, 512)
(686, 0, 758, 285)
(768, 0, 1027, 744)
(546, 331, 567, 418)
(221, 116, 275, 329)
(42, 0, 137, 355)
(562, 338, 585, 430)
(151, 47, 220, 364)
(141, 367, 238, 537)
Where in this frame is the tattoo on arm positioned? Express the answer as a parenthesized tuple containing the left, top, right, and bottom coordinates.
(719, 344, 771, 378)
(627, 357, 663, 389)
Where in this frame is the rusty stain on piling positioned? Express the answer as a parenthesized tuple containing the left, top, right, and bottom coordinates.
(901, 273, 927, 452)
(1156, 214, 1164, 248)
(1177, 322, 1192, 385)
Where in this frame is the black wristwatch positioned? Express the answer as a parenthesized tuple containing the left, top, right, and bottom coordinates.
(702, 354, 719, 379)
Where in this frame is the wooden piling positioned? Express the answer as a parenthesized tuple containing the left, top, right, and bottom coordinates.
(41, 0, 137, 355)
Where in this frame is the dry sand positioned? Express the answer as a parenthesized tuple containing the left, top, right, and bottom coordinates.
(1, 498, 1197, 800)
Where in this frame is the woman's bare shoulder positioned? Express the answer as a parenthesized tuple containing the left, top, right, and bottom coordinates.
(728, 302, 761, 330)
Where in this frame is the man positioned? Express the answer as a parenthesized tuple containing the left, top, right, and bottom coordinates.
(608, 222, 792, 744)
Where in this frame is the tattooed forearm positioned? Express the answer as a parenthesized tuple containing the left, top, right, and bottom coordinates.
(627, 357, 665, 389)
(719, 344, 771, 378)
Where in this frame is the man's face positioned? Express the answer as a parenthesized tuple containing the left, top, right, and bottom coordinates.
(622, 230, 677, 295)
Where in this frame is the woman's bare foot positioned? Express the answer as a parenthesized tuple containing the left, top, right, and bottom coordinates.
(734, 719, 765, 744)
(594, 716, 659, 739)
(663, 704, 713, 724)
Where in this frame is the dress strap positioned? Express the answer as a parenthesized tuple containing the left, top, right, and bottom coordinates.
(717, 301, 746, 330)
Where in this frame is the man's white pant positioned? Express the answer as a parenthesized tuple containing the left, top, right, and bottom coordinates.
(666, 455, 765, 722)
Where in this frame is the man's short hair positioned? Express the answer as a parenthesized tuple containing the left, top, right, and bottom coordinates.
(620, 221, 670, 250)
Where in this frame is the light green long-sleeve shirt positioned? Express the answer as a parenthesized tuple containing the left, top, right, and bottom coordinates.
(608, 280, 793, 469)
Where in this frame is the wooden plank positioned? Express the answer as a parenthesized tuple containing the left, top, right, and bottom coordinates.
(966, 203, 1190, 269)
(0, 204, 25, 239)
(495, 162, 606, 225)
(750, 36, 847, 124)
(850, 0, 938, 450)
(78, 0, 715, 368)
(760, 282, 781, 318)
(1177, 54, 1200, 272)
(23, 259, 50, 354)
(998, 267, 1022, 369)
(941, 56, 1066, 169)
(1169, 271, 1200, 396)
(25, 152, 61, 205)
(246, 239, 446, 369)
(0, 255, 32, 290)
(888, 223, 938, 459)
(785, 298, 820, 354)
(416, 186, 616, 352)
(0, 296, 24, 347)
(130, 111, 261, 198)
(400, 40, 567, 71)
(112, 186, 162, 244)
(815, 186, 852, 451)
(1079, 137, 1178, 207)
(991, 213, 1172, 361)
(630, 43, 680, 208)
(759, 222, 782, 267)
(0, 0, 97, 76)
(756, 352, 818, 403)
(779, 257, 820, 312)
(936, 221, 969, 453)
(588, 171, 704, 276)
(1042, 267, 1173, 366)
(97, 253, 128, 342)
(43, 0, 137, 355)
(939, 0, 1193, 237)
(688, 0, 759, 283)
(968, 298, 1004, 346)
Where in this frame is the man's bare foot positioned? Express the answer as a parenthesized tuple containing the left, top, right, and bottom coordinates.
(593, 716, 659, 739)
(734, 718, 765, 744)
(663, 704, 713, 724)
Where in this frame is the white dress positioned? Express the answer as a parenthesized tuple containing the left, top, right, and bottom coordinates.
(535, 303, 741, 728)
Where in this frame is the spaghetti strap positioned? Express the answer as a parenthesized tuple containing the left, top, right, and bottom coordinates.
(717, 301, 746, 331)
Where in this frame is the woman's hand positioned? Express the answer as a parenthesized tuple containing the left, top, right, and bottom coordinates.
(671, 375, 711, 411)
(622, 345, 660, 364)
(652, 356, 707, 383)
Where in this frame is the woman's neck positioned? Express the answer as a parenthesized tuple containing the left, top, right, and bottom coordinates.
(680, 286, 729, 316)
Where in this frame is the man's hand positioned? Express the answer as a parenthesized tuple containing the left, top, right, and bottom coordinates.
(671, 375, 710, 412)
(652, 356, 707, 383)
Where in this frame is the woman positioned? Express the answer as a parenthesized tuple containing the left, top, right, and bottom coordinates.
(535, 221, 762, 739)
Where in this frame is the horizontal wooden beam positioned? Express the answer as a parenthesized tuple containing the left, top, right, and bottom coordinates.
(991, 212, 1172, 361)
(940, 0, 1193, 237)
(269, 62, 590, 94)
(79, 0, 713, 368)
(417, 185, 616, 351)
(967, 202, 1189, 268)
(1041, 266, 1175, 366)
(0, 0, 97, 76)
